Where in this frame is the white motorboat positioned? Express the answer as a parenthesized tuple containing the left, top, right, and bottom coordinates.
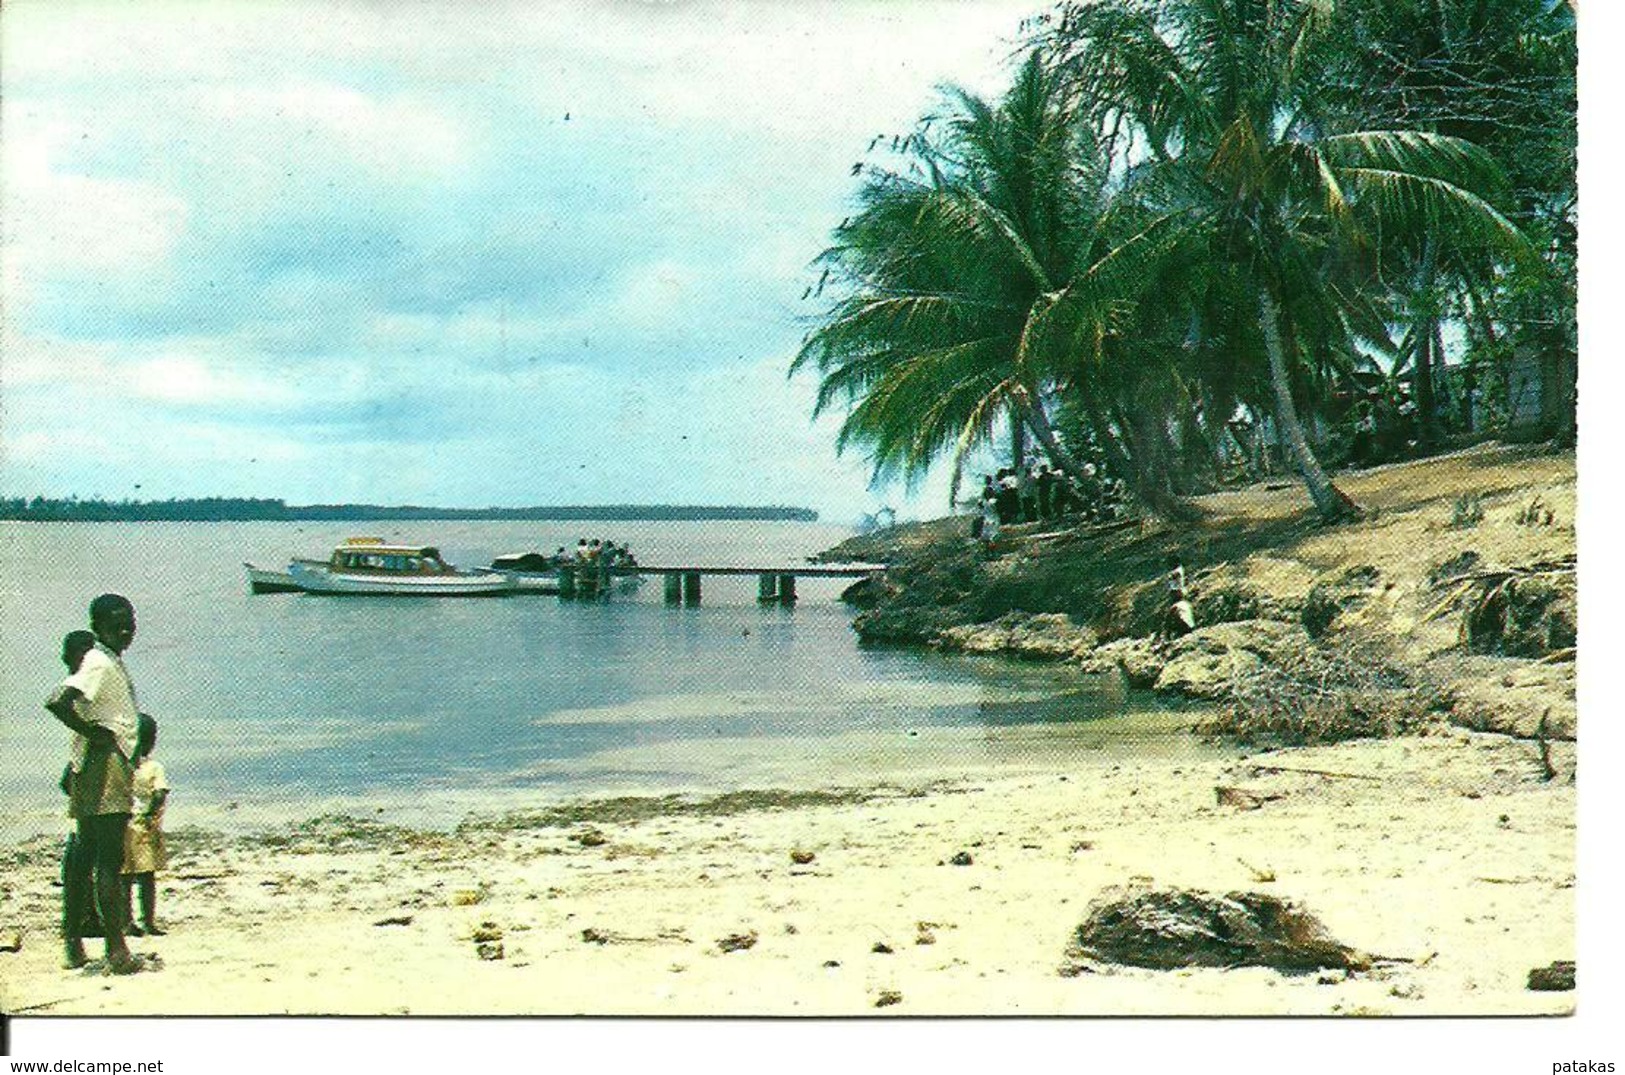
(490, 552, 564, 593)
(280, 538, 517, 596)
(491, 550, 644, 596)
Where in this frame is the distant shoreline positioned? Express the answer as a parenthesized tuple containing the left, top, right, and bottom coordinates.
(0, 497, 818, 523)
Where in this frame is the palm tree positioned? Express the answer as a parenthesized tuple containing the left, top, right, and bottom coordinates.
(794, 51, 1203, 521)
(1329, 0, 1575, 442)
(1039, 0, 1529, 521)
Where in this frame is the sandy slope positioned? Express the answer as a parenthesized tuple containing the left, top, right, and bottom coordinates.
(0, 729, 1573, 1017)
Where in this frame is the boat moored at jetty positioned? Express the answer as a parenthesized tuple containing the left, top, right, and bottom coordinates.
(490, 552, 564, 594)
(251, 538, 518, 596)
(491, 547, 642, 596)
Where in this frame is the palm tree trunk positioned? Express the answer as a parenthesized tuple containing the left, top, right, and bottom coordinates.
(1414, 320, 1436, 449)
(1431, 318, 1450, 437)
(1412, 241, 1440, 451)
(1465, 287, 1504, 432)
(1258, 290, 1359, 522)
(1024, 387, 1204, 524)
(1010, 412, 1026, 472)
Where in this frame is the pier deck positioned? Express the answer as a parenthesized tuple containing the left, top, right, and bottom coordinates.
(557, 561, 887, 604)
(614, 563, 887, 578)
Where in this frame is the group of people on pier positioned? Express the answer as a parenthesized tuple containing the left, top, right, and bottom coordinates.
(973, 460, 1128, 542)
(558, 538, 638, 595)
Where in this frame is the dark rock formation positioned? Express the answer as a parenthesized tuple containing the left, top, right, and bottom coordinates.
(1077, 636, 1164, 686)
(1062, 886, 1370, 974)
(1153, 620, 1312, 700)
(840, 575, 899, 610)
(936, 612, 1097, 660)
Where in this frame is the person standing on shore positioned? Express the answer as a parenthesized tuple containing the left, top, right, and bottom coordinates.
(122, 714, 170, 937)
(980, 476, 1002, 548)
(45, 594, 145, 973)
(1162, 556, 1195, 640)
(1035, 464, 1057, 521)
(996, 469, 1020, 525)
(54, 631, 101, 939)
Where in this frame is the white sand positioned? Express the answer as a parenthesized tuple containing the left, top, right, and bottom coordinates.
(0, 729, 1573, 1017)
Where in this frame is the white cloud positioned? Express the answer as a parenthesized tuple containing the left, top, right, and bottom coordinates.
(504, 1, 1039, 137)
(126, 355, 301, 407)
(0, 115, 189, 278)
(196, 81, 469, 178)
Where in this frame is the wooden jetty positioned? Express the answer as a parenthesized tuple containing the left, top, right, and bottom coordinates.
(557, 562, 886, 605)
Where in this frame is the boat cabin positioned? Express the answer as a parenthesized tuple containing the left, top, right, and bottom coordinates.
(328, 538, 453, 575)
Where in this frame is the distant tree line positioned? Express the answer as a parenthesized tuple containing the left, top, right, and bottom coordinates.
(0, 497, 819, 523)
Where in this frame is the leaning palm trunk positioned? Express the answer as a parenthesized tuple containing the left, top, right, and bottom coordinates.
(1258, 291, 1359, 522)
(1036, 388, 1205, 524)
(1413, 242, 1440, 450)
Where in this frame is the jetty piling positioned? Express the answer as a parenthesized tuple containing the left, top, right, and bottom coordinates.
(682, 572, 703, 605)
(664, 575, 683, 604)
(777, 574, 797, 605)
(757, 575, 780, 603)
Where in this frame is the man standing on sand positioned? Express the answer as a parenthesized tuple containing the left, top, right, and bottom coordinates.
(46, 593, 145, 974)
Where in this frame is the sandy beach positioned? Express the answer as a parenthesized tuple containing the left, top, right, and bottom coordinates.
(0, 726, 1573, 1017)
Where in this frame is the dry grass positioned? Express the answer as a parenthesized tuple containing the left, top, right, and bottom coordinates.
(1199, 637, 1442, 746)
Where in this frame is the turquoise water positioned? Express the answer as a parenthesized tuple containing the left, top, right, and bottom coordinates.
(0, 520, 1206, 837)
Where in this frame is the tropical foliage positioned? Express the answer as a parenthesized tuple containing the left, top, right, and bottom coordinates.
(795, 0, 1576, 524)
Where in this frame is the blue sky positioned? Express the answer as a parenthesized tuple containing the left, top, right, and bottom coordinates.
(1, 0, 1046, 523)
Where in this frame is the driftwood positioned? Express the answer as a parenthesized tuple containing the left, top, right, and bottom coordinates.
(1247, 764, 1385, 782)
(1236, 857, 1276, 883)
(1422, 557, 1575, 625)
(6, 997, 73, 1014)
(1215, 786, 1282, 810)
(581, 926, 690, 946)
(1442, 564, 1575, 586)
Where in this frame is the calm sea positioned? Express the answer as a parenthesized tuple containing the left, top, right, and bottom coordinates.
(0, 520, 1209, 838)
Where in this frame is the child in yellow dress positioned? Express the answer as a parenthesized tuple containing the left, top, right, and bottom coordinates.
(121, 714, 169, 936)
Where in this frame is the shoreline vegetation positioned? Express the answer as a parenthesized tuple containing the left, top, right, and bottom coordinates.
(824, 442, 1574, 746)
(0, 444, 1576, 1016)
(0, 497, 819, 523)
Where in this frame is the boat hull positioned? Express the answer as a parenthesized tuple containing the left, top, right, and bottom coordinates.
(244, 563, 305, 594)
(501, 571, 564, 594)
(286, 561, 517, 596)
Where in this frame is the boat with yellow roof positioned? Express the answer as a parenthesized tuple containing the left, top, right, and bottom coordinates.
(249, 538, 517, 596)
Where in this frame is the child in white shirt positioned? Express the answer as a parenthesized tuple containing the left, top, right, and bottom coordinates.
(122, 714, 170, 936)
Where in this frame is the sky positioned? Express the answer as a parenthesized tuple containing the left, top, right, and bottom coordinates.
(0, 0, 1053, 524)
